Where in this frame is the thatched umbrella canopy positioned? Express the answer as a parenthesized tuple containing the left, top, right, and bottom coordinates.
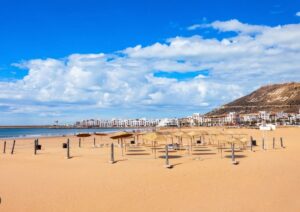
(110, 132, 133, 140)
(76, 133, 91, 147)
(170, 131, 195, 154)
(110, 132, 133, 156)
(94, 132, 108, 136)
(132, 131, 147, 144)
(76, 133, 91, 137)
(172, 131, 191, 143)
(93, 132, 108, 146)
(143, 132, 168, 158)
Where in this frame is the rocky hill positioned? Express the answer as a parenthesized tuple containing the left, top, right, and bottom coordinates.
(206, 82, 300, 116)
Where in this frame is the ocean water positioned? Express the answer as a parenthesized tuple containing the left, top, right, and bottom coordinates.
(0, 128, 134, 139)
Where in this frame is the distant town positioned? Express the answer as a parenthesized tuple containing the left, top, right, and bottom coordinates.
(71, 109, 300, 128)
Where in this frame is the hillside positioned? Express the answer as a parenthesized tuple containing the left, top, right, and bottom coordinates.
(206, 82, 300, 116)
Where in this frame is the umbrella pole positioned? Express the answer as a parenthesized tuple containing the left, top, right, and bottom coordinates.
(231, 143, 238, 165)
(3, 141, 6, 154)
(280, 137, 285, 148)
(165, 144, 172, 168)
(220, 144, 223, 158)
(165, 145, 169, 165)
(152, 141, 154, 153)
(124, 138, 127, 152)
(110, 143, 115, 164)
(189, 138, 192, 155)
(180, 137, 183, 150)
(154, 141, 157, 159)
(67, 139, 71, 159)
(121, 138, 124, 157)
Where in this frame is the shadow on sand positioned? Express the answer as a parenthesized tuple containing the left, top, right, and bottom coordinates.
(193, 149, 212, 152)
(192, 152, 217, 156)
(126, 153, 151, 156)
(224, 155, 247, 159)
(158, 155, 182, 159)
(127, 149, 146, 152)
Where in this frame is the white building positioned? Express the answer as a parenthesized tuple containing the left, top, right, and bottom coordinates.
(157, 118, 179, 127)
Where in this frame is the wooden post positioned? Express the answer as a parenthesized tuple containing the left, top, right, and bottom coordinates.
(231, 143, 238, 165)
(189, 138, 192, 155)
(34, 139, 37, 155)
(151, 141, 153, 153)
(154, 141, 157, 159)
(11, 140, 16, 154)
(121, 139, 124, 157)
(93, 137, 96, 147)
(67, 139, 70, 159)
(79, 138, 81, 148)
(273, 137, 275, 149)
(3, 141, 6, 154)
(250, 136, 253, 151)
(165, 145, 169, 166)
(164, 145, 172, 168)
(280, 137, 285, 148)
(231, 143, 235, 162)
(110, 143, 115, 164)
(220, 144, 223, 158)
(262, 138, 265, 150)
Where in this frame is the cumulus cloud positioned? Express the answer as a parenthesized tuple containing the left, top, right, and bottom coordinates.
(1, 19, 300, 121)
(296, 11, 300, 17)
(209, 19, 269, 34)
(187, 24, 202, 30)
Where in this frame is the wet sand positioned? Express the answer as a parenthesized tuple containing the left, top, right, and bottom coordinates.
(0, 127, 300, 212)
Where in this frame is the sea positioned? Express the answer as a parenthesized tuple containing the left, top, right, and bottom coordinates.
(0, 128, 138, 139)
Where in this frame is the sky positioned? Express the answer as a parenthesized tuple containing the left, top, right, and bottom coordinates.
(0, 0, 300, 125)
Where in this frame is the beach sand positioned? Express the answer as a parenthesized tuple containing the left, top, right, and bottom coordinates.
(0, 127, 300, 212)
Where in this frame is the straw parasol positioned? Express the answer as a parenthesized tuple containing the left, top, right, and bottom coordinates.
(110, 131, 133, 139)
(170, 131, 193, 154)
(94, 132, 108, 136)
(143, 132, 167, 158)
(76, 133, 91, 147)
(110, 132, 133, 156)
(132, 131, 147, 144)
(76, 133, 91, 137)
(94, 132, 108, 147)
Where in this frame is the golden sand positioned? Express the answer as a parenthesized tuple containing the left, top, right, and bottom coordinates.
(0, 127, 300, 212)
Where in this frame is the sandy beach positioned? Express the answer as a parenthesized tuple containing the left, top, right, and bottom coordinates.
(0, 127, 300, 212)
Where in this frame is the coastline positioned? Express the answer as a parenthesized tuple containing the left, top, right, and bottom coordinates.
(0, 127, 144, 140)
(0, 125, 154, 129)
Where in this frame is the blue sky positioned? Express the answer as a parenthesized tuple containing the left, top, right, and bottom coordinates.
(0, 0, 300, 124)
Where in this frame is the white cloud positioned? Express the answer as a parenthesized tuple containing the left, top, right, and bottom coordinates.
(209, 19, 269, 34)
(187, 24, 202, 30)
(1, 19, 300, 122)
(296, 11, 300, 17)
